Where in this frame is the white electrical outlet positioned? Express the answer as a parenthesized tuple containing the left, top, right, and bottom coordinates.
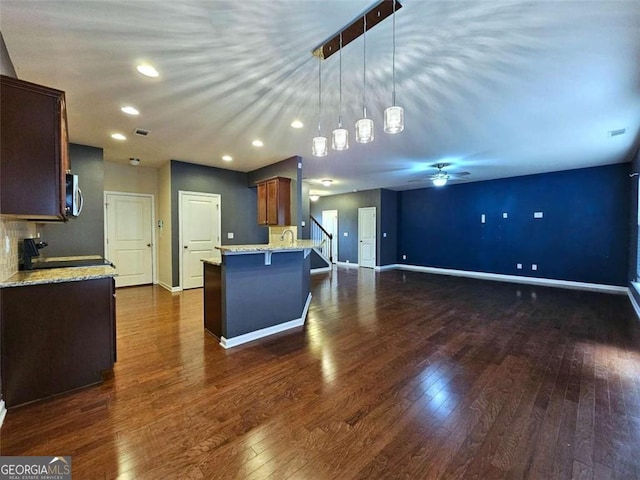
(503, 212, 508, 219)
(383, 232, 387, 238)
(532, 264, 538, 271)
(227, 232, 234, 239)
(301, 221, 306, 227)
(402, 254, 407, 260)
(517, 263, 522, 269)
(4, 236, 10, 253)
(534, 212, 543, 219)
(481, 214, 486, 224)
(343, 232, 348, 237)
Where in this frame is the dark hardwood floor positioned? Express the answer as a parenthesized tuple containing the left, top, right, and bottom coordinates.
(2, 267, 639, 479)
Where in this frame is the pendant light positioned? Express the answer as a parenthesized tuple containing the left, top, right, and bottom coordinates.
(384, 0, 404, 134)
(332, 32, 349, 150)
(355, 15, 374, 144)
(312, 55, 328, 157)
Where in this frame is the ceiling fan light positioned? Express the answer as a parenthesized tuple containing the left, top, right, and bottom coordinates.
(355, 117, 374, 143)
(432, 174, 448, 187)
(332, 127, 349, 150)
(312, 136, 328, 157)
(384, 105, 404, 134)
(309, 194, 320, 202)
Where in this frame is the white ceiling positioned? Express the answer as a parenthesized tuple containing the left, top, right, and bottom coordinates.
(2, 1, 639, 196)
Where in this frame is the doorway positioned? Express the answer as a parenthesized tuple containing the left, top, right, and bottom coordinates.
(321, 209, 338, 263)
(358, 207, 376, 269)
(104, 192, 155, 287)
(179, 191, 221, 289)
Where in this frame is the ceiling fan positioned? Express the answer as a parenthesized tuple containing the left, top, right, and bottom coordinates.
(409, 163, 470, 187)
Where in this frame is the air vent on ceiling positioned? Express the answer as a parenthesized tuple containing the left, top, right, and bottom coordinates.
(608, 128, 626, 137)
(133, 128, 151, 137)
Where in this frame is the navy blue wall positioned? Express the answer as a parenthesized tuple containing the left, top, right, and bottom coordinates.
(628, 146, 640, 304)
(398, 164, 630, 286)
(170, 160, 265, 287)
(380, 189, 399, 266)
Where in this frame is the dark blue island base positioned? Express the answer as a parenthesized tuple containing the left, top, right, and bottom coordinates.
(203, 248, 312, 348)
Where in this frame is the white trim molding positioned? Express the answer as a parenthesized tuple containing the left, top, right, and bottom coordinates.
(311, 266, 332, 274)
(336, 261, 359, 268)
(375, 264, 400, 272)
(159, 281, 182, 293)
(220, 293, 312, 349)
(0, 400, 6, 428)
(396, 264, 628, 295)
(628, 283, 640, 321)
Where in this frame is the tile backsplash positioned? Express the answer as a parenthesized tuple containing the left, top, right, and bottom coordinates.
(268, 225, 298, 245)
(0, 218, 37, 281)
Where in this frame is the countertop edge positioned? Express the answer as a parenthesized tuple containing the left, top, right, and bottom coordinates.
(0, 266, 117, 288)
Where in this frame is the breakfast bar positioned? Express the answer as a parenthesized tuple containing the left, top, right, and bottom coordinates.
(202, 240, 320, 348)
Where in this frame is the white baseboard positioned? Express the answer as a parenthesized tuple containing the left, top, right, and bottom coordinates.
(0, 400, 6, 428)
(628, 284, 640, 321)
(311, 266, 332, 274)
(220, 293, 312, 349)
(336, 261, 359, 267)
(395, 264, 628, 295)
(159, 281, 182, 293)
(376, 264, 400, 272)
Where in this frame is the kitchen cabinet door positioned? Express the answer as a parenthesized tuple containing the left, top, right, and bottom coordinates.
(0, 75, 69, 220)
(256, 177, 291, 226)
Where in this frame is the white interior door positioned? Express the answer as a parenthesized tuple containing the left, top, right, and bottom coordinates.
(321, 209, 338, 263)
(105, 193, 154, 287)
(358, 207, 376, 269)
(179, 191, 221, 289)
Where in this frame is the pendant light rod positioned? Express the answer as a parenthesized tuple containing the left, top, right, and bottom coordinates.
(362, 14, 367, 118)
(311, 0, 402, 60)
(338, 32, 343, 127)
(317, 58, 322, 134)
(392, 0, 397, 106)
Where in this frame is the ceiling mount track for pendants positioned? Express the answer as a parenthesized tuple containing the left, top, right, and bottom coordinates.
(311, 0, 402, 59)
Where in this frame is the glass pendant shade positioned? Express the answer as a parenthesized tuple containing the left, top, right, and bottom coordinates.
(384, 105, 404, 134)
(312, 136, 328, 157)
(332, 127, 349, 150)
(355, 117, 374, 143)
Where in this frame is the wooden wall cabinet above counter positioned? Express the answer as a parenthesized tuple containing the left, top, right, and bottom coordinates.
(256, 176, 291, 226)
(0, 75, 70, 220)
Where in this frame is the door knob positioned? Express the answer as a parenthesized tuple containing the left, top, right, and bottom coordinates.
(184, 245, 188, 249)
(147, 243, 151, 247)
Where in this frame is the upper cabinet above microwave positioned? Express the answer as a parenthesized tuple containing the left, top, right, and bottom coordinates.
(1, 75, 70, 221)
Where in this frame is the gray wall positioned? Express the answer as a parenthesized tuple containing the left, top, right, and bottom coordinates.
(311, 189, 381, 264)
(170, 160, 264, 287)
(39, 143, 105, 257)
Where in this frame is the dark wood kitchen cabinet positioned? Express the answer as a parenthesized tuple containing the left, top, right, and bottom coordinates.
(0, 277, 116, 408)
(0, 75, 70, 220)
(256, 177, 291, 226)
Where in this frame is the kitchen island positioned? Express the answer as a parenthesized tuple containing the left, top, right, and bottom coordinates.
(202, 240, 320, 348)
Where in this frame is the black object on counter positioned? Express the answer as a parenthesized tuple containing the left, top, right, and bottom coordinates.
(19, 238, 47, 270)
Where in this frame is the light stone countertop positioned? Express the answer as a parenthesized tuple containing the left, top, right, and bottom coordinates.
(0, 255, 117, 288)
(216, 240, 323, 254)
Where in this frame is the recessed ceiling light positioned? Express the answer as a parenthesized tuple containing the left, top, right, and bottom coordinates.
(252, 139, 264, 147)
(321, 179, 333, 187)
(136, 63, 159, 78)
(291, 120, 304, 129)
(222, 155, 233, 162)
(121, 106, 139, 115)
(111, 133, 127, 141)
(129, 158, 140, 166)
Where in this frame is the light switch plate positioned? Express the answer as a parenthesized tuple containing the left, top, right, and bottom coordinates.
(383, 232, 387, 238)
(344, 232, 348, 237)
(532, 264, 538, 271)
(503, 212, 508, 219)
(481, 214, 486, 224)
(517, 263, 522, 269)
(227, 232, 234, 239)
(534, 211, 543, 219)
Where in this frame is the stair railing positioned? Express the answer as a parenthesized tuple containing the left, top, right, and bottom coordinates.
(310, 215, 333, 263)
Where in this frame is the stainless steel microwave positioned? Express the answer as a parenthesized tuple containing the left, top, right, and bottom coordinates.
(65, 173, 83, 217)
